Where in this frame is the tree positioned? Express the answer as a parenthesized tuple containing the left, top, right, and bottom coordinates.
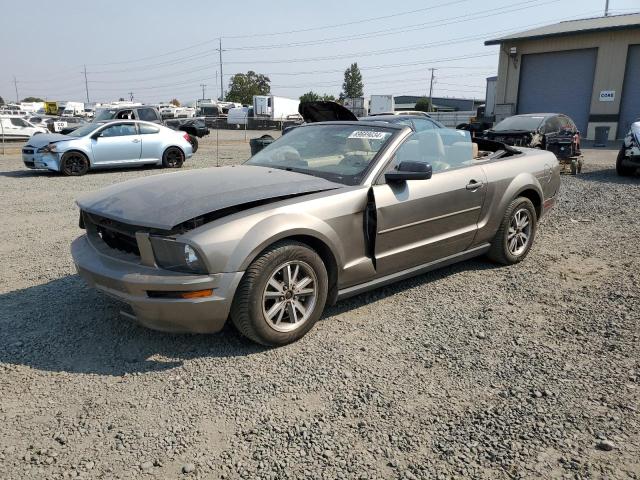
(341, 63, 364, 99)
(299, 91, 320, 103)
(414, 97, 432, 112)
(22, 96, 44, 102)
(169, 98, 180, 107)
(226, 71, 271, 105)
(0, 96, 4, 105)
(300, 91, 337, 103)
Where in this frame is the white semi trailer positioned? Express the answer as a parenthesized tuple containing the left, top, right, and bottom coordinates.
(252, 95, 300, 128)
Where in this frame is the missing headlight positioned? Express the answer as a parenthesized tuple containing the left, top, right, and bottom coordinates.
(150, 237, 206, 274)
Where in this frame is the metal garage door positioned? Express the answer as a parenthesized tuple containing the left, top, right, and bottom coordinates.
(619, 45, 640, 138)
(518, 48, 597, 134)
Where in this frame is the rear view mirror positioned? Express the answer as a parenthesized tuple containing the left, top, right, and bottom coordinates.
(385, 161, 432, 182)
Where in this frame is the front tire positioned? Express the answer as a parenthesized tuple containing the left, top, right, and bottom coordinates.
(616, 148, 634, 176)
(231, 241, 328, 346)
(162, 147, 184, 168)
(61, 151, 89, 176)
(488, 197, 537, 265)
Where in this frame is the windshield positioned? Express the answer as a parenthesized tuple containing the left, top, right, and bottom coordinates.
(245, 124, 397, 185)
(493, 115, 545, 132)
(94, 109, 117, 121)
(66, 123, 103, 137)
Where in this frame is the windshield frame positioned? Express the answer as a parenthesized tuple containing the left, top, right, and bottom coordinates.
(492, 115, 547, 132)
(244, 121, 404, 186)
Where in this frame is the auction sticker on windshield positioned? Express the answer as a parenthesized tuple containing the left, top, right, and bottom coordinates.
(348, 130, 388, 140)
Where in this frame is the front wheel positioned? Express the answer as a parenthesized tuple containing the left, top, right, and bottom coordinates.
(231, 241, 328, 346)
(162, 147, 184, 168)
(61, 151, 89, 176)
(487, 197, 537, 265)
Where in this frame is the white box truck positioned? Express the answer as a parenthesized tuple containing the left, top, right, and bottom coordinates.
(369, 95, 395, 115)
(61, 102, 85, 117)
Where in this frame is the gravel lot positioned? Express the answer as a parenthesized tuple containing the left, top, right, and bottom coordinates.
(0, 132, 638, 479)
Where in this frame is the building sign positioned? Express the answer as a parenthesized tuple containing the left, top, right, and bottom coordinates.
(599, 90, 615, 102)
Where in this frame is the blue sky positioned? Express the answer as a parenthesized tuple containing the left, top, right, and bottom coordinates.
(1, 0, 638, 104)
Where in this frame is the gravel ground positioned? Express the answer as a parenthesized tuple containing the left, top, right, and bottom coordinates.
(0, 133, 638, 479)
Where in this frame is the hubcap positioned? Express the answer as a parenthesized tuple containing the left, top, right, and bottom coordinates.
(166, 149, 182, 167)
(507, 208, 531, 256)
(65, 154, 86, 174)
(262, 261, 318, 333)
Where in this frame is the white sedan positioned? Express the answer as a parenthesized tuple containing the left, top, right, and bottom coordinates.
(21, 120, 193, 176)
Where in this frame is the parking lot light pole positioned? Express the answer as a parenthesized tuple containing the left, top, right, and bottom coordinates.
(605, 0, 610, 16)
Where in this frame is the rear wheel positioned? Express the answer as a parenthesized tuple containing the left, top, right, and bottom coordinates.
(231, 241, 328, 346)
(162, 147, 184, 168)
(616, 147, 635, 176)
(488, 197, 537, 265)
(61, 151, 89, 176)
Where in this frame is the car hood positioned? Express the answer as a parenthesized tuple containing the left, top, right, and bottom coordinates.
(26, 133, 73, 147)
(299, 101, 358, 123)
(76, 165, 345, 230)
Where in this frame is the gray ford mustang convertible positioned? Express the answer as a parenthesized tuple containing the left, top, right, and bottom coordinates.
(72, 121, 560, 345)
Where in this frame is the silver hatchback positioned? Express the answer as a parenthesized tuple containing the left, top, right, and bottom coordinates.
(22, 120, 193, 176)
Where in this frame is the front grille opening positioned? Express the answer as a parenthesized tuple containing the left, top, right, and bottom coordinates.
(96, 226, 140, 256)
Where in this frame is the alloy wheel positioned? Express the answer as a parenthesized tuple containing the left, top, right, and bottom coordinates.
(262, 261, 318, 333)
(64, 154, 87, 175)
(507, 208, 531, 256)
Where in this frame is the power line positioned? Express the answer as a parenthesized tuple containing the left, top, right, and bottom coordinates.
(83, 0, 471, 67)
(225, 0, 558, 52)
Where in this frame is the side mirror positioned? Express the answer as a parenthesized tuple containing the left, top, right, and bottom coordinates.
(385, 161, 432, 183)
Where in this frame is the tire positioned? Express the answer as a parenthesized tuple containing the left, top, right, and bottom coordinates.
(162, 147, 184, 168)
(187, 134, 198, 153)
(616, 147, 634, 176)
(487, 197, 537, 265)
(231, 241, 328, 346)
(61, 151, 89, 176)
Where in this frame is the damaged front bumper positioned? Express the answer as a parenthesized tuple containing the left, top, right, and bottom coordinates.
(22, 149, 61, 171)
(71, 234, 244, 333)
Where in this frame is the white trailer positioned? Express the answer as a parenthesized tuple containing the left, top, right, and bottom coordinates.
(343, 97, 369, 117)
(369, 95, 395, 115)
(253, 96, 299, 121)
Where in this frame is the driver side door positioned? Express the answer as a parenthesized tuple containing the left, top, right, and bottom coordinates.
(91, 122, 142, 165)
(372, 130, 486, 276)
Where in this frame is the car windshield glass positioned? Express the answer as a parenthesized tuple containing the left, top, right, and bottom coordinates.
(493, 116, 545, 132)
(66, 123, 102, 137)
(94, 109, 116, 121)
(245, 124, 397, 185)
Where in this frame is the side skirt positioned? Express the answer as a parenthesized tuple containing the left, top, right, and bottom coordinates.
(336, 243, 491, 300)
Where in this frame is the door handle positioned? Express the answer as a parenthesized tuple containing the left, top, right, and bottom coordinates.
(466, 180, 483, 190)
(132, 139, 140, 143)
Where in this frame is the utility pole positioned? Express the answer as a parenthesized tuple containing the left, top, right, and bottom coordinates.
(128, 92, 134, 102)
(604, 0, 610, 16)
(83, 65, 90, 103)
(428, 68, 436, 110)
(13, 76, 19, 103)
(217, 38, 225, 101)
(200, 84, 206, 100)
